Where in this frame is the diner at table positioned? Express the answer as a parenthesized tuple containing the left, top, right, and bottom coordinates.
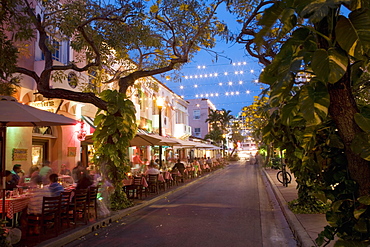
(5, 170, 18, 191)
(48, 174, 64, 196)
(144, 161, 160, 175)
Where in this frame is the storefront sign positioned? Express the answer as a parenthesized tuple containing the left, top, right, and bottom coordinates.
(12, 149, 28, 161)
(29, 99, 62, 113)
(67, 147, 77, 157)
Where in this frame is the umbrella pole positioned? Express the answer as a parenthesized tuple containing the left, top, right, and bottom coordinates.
(0, 125, 6, 220)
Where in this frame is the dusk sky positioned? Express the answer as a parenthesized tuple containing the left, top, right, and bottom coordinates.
(163, 7, 264, 116)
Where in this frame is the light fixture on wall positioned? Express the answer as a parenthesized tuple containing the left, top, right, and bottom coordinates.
(76, 120, 87, 141)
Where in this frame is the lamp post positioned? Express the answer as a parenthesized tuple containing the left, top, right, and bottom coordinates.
(156, 97, 164, 168)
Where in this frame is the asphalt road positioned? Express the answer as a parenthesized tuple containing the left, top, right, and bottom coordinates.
(66, 162, 297, 247)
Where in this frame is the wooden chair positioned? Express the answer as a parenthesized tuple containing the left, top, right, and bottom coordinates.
(60, 191, 72, 228)
(87, 186, 98, 220)
(147, 174, 160, 194)
(27, 195, 62, 237)
(171, 173, 180, 186)
(125, 177, 146, 199)
(69, 189, 88, 225)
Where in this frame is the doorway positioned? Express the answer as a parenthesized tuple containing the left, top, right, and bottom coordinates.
(32, 140, 49, 166)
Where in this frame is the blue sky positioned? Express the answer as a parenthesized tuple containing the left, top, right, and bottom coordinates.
(162, 6, 264, 116)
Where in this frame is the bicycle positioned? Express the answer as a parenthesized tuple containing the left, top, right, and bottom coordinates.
(276, 163, 292, 187)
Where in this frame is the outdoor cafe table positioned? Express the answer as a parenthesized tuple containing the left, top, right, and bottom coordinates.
(123, 176, 148, 187)
(0, 195, 30, 219)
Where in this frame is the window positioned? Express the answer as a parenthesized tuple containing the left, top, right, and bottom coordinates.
(41, 38, 60, 61)
(68, 72, 78, 88)
(194, 127, 201, 137)
(193, 110, 200, 120)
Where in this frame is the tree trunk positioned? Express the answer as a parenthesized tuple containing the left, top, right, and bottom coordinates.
(328, 74, 370, 197)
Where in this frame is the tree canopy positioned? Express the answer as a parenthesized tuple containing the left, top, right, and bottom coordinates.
(232, 0, 370, 244)
(1, 0, 227, 106)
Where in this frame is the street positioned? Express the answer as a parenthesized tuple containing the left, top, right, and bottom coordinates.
(66, 162, 297, 247)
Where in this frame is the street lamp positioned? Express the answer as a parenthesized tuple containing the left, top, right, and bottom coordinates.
(156, 97, 164, 168)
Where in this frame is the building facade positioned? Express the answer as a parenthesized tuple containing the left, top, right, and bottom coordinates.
(186, 98, 216, 139)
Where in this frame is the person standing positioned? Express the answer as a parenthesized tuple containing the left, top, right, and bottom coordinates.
(132, 153, 144, 174)
(172, 159, 186, 176)
(39, 161, 53, 185)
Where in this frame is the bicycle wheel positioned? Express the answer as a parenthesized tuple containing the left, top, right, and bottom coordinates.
(276, 171, 284, 183)
(285, 172, 292, 184)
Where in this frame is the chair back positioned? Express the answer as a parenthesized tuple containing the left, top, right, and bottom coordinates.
(42, 195, 62, 216)
(148, 174, 158, 183)
(133, 177, 142, 186)
(61, 191, 72, 212)
(73, 189, 88, 207)
(88, 187, 98, 203)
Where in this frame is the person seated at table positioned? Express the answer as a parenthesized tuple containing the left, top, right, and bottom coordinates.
(5, 170, 17, 191)
(48, 173, 64, 196)
(172, 159, 186, 176)
(72, 161, 88, 183)
(144, 161, 160, 175)
(60, 163, 71, 176)
(27, 176, 52, 235)
(18, 165, 39, 187)
(11, 164, 23, 185)
(76, 172, 93, 190)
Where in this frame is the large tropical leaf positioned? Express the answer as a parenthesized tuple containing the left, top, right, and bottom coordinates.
(255, 2, 285, 51)
(336, 9, 370, 59)
(299, 80, 330, 126)
(300, 0, 343, 23)
(311, 48, 348, 84)
(281, 94, 300, 126)
(354, 113, 370, 132)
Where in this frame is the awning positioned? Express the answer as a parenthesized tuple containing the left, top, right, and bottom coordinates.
(129, 133, 163, 146)
(82, 115, 96, 134)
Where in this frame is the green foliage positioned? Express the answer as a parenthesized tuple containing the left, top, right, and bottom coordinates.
(288, 199, 329, 214)
(92, 90, 136, 210)
(234, 0, 370, 245)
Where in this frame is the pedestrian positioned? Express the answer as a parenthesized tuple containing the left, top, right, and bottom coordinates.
(39, 160, 53, 185)
(172, 159, 186, 176)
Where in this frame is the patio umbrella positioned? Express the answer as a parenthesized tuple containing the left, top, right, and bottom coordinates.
(129, 133, 163, 146)
(0, 95, 77, 218)
(157, 136, 181, 146)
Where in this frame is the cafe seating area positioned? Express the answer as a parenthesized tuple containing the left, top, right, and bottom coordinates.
(3, 158, 227, 246)
(123, 159, 227, 202)
(1, 184, 100, 246)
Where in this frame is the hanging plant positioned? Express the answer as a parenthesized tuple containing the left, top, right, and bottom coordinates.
(92, 90, 137, 210)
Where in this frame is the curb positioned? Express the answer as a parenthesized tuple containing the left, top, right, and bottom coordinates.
(38, 169, 223, 247)
(263, 169, 316, 247)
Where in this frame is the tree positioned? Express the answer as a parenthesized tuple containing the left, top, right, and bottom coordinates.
(2, 0, 227, 209)
(228, 124, 244, 157)
(233, 0, 370, 244)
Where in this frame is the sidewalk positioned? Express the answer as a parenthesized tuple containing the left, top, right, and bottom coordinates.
(263, 167, 332, 247)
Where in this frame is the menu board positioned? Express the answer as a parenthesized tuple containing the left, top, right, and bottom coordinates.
(67, 147, 77, 157)
(13, 148, 28, 161)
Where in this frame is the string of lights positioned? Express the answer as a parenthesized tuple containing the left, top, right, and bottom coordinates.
(164, 60, 264, 113)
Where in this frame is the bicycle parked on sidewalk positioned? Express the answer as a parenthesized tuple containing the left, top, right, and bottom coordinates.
(277, 163, 291, 187)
